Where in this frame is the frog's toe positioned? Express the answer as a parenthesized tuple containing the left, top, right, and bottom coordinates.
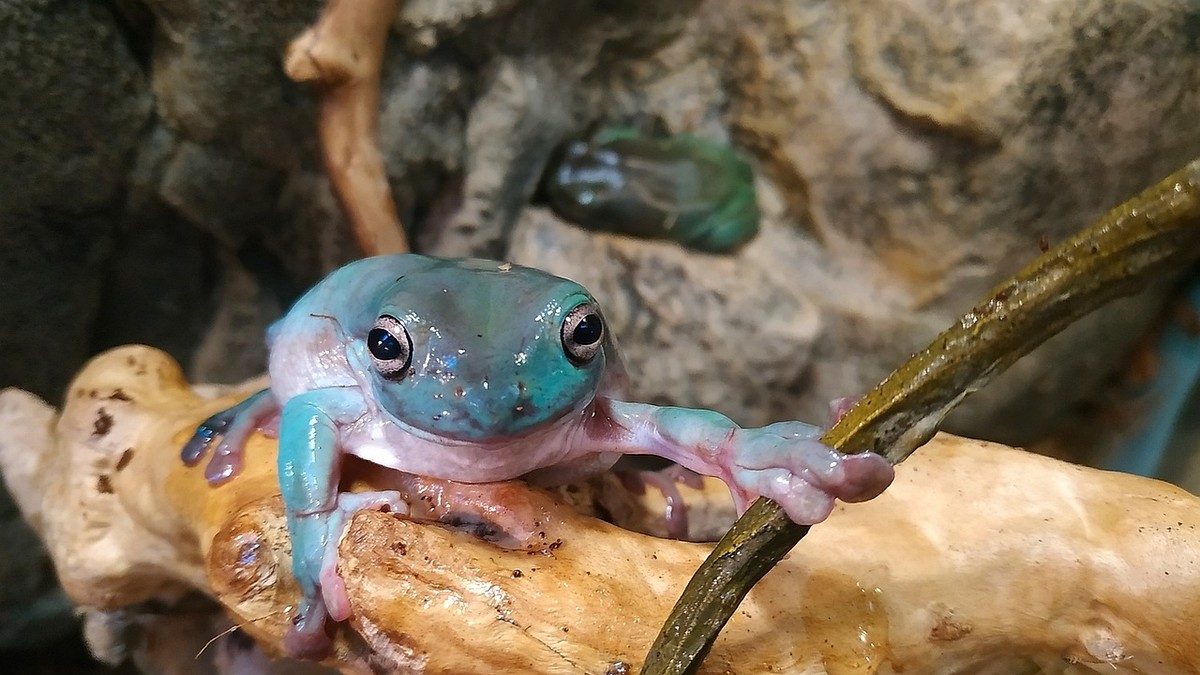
(825, 396, 859, 427)
(733, 467, 839, 524)
(730, 431, 894, 524)
(320, 562, 351, 623)
(197, 390, 279, 484)
(179, 425, 216, 466)
(832, 451, 894, 503)
(283, 598, 331, 659)
(619, 467, 696, 540)
(180, 412, 233, 466)
(202, 416, 274, 484)
(318, 491, 410, 622)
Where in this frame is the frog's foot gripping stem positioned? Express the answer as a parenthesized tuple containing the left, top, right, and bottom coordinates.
(284, 491, 409, 658)
(724, 420, 894, 523)
(180, 389, 278, 484)
(596, 402, 895, 526)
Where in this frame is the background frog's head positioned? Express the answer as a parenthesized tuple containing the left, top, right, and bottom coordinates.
(356, 258, 608, 442)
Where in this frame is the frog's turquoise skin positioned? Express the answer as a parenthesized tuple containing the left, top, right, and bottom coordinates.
(180, 254, 893, 658)
(312, 256, 607, 442)
(544, 127, 760, 253)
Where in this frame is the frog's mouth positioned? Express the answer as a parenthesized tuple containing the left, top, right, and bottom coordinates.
(382, 389, 596, 447)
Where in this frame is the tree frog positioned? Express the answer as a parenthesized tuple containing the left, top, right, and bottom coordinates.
(181, 254, 893, 655)
(543, 127, 761, 253)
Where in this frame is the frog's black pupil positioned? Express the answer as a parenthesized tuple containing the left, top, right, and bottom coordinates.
(368, 327, 401, 360)
(572, 314, 602, 345)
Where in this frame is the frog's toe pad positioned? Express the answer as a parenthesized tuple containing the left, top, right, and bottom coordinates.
(283, 599, 331, 660)
(831, 451, 895, 503)
(179, 416, 228, 466)
(731, 439, 894, 525)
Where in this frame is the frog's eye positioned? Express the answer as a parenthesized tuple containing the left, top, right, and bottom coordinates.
(367, 315, 412, 379)
(561, 302, 604, 365)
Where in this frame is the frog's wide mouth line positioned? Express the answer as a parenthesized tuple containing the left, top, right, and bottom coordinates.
(378, 390, 599, 447)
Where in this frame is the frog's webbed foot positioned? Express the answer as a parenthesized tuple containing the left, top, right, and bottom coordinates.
(826, 396, 859, 427)
(725, 420, 894, 524)
(283, 491, 408, 659)
(600, 402, 895, 526)
(180, 389, 278, 484)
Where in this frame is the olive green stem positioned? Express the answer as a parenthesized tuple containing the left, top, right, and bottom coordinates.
(639, 158, 1200, 675)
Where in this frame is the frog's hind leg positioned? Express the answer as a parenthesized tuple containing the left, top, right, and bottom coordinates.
(319, 491, 408, 621)
(617, 464, 704, 540)
(179, 389, 279, 484)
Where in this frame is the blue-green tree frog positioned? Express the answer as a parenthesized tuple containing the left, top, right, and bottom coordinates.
(181, 254, 893, 656)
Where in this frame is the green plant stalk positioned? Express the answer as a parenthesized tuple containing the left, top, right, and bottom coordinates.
(639, 158, 1200, 675)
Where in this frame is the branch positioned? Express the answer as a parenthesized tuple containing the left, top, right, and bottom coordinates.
(284, 0, 408, 255)
(3, 346, 1200, 671)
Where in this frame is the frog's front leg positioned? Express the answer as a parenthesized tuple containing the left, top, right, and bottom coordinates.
(276, 388, 366, 658)
(595, 401, 894, 524)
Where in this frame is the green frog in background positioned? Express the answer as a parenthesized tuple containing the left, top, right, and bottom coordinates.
(543, 126, 761, 253)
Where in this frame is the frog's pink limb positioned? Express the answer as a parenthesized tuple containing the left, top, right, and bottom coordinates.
(586, 400, 894, 525)
(618, 465, 705, 540)
(204, 394, 280, 484)
(827, 396, 859, 426)
(319, 491, 409, 622)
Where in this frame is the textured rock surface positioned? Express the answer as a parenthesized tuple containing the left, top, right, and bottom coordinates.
(6, 0, 1196, 434)
(0, 0, 152, 400)
(0, 0, 151, 653)
(513, 0, 1200, 434)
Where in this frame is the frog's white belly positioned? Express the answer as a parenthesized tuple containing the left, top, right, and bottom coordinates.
(339, 410, 606, 483)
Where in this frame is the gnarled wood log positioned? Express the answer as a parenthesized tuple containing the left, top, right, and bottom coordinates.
(1, 345, 1199, 673)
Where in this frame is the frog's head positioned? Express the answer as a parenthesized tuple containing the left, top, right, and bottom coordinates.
(357, 258, 609, 442)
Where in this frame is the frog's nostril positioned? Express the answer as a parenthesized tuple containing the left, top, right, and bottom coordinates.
(511, 383, 536, 419)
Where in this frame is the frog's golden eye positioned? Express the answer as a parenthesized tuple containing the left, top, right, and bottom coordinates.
(561, 302, 604, 365)
(368, 314, 412, 379)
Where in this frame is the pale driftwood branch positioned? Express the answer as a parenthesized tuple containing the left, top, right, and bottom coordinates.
(2, 345, 1200, 673)
(284, 0, 408, 255)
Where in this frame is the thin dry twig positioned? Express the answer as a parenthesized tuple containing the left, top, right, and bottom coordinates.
(285, 0, 408, 255)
